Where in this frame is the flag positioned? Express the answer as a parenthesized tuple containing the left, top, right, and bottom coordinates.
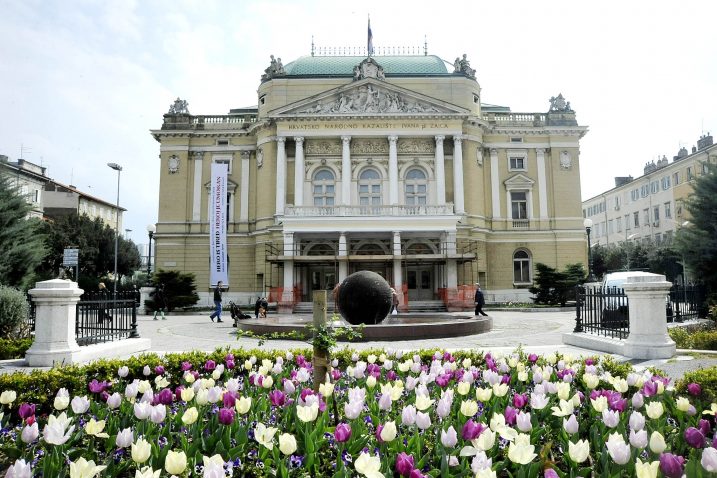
(367, 18, 374, 55)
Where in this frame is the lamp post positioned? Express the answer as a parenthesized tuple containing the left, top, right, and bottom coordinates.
(107, 163, 122, 297)
(124, 228, 132, 238)
(146, 224, 156, 280)
(583, 218, 597, 282)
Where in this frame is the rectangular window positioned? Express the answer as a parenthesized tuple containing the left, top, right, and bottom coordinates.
(633, 212, 639, 228)
(661, 176, 671, 190)
(651, 181, 659, 194)
(673, 172, 680, 185)
(687, 167, 694, 180)
(643, 208, 650, 225)
(509, 156, 525, 170)
(614, 196, 621, 209)
(510, 192, 528, 219)
(625, 214, 631, 230)
(213, 155, 233, 174)
(640, 185, 649, 197)
(664, 202, 671, 219)
(33, 189, 40, 203)
(616, 217, 622, 233)
(631, 189, 639, 201)
(702, 162, 709, 174)
(676, 201, 683, 217)
(510, 137, 523, 143)
(653, 206, 660, 223)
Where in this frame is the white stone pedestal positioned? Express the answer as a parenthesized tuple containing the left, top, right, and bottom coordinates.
(622, 273, 676, 359)
(25, 279, 84, 366)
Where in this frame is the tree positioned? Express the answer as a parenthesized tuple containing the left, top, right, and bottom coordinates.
(0, 167, 48, 289)
(677, 162, 717, 293)
(147, 270, 199, 311)
(530, 263, 586, 306)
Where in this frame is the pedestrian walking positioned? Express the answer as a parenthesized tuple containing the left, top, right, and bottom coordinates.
(97, 282, 112, 323)
(254, 296, 262, 319)
(390, 288, 399, 314)
(209, 281, 225, 323)
(152, 283, 168, 320)
(474, 283, 489, 316)
(260, 297, 268, 318)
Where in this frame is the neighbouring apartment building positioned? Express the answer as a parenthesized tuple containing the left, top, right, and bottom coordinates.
(582, 134, 716, 247)
(151, 48, 589, 311)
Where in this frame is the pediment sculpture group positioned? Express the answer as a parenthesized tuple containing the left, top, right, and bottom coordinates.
(299, 85, 444, 115)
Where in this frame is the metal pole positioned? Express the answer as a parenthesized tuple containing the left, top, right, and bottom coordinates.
(147, 231, 153, 277)
(113, 169, 120, 297)
(586, 227, 596, 282)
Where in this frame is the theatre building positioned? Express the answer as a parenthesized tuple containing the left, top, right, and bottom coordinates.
(151, 50, 588, 311)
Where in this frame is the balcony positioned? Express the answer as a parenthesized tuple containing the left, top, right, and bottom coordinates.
(512, 219, 530, 229)
(285, 204, 454, 217)
(482, 112, 546, 127)
(161, 114, 258, 131)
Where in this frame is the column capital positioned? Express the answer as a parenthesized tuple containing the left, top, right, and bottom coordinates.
(387, 135, 398, 143)
(277, 136, 286, 144)
(341, 135, 352, 144)
(434, 135, 445, 143)
(490, 148, 498, 155)
(240, 151, 251, 159)
(535, 147, 547, 155)
(294, 136, 304, 145)
(192, 151, 204, 160)
(453, 135, 464, 143)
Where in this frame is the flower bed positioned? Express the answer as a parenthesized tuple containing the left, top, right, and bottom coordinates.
(1, 349, 717, 477)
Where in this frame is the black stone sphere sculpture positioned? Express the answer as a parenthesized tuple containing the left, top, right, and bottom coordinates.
(337, 270, 392, 325)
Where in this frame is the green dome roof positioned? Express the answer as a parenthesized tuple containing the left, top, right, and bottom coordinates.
(284, 55, 450, 76)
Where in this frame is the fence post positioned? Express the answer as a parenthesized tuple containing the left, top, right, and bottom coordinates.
(622, 273, 675, 359)
(573, 285, 583, 333)
(25, 279, 84, 366)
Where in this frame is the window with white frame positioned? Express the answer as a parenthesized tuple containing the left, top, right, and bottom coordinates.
(653, 206, 660, 224)
(633, 212, 640, 227)
(312, 169, 335, 206)
(640, 185, 649, 197)
(664, 202, 671, 219)
(625, 214, 630, 230)
(507, 150, 527, 171)
(358, 169, 381, 205)
(405, 168, 427, 205)
(513, 250, 531, 283)
(643, 208, 649, 225)
(661, 176, 671, 190)
(631, 189, 639, 201)
(673, 172, 680, 185)
(616, 216, 622, 233)
(510, 191, 528, 219)
(650, 181, 659, 194)
(687, 167, 694, 180)
(213, 154, 233, 174)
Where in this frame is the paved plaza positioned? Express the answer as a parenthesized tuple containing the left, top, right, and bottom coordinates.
(2, 310, 716, 381)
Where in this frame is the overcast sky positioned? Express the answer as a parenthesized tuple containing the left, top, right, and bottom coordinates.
(1, 0, 715, 246)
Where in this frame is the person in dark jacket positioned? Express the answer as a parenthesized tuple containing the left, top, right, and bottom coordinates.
(474, 283, 488, 316)
(259, 297, 268, 317)
(254, 296, 262, 318)
(209, 281, 224, 323)
(152, 284, 168, 320)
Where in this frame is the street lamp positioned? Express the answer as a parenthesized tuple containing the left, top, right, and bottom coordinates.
(583, 218, 597, 282)
(146, 224, 156, 280)
(124, 228, 132, 238)
(625, 233, 638, 271)
(107, 162, 122, 297)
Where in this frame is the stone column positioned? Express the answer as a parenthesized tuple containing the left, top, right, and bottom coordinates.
(536, 148, 548, 219)
(279, 231, 295, 313)
(192, 152, 204, 221)
(275, 137, 287, 216)
(453, 135, 465, 214)
(622, 273, 676, 359)
(294, 137, 305, 207)
(388, 135, 399, 204)
(435, 135, 446, 204)
(240, 151, 250, 222)
(490, 149, 501, 219)
(25, 280, 84, 366)
(341, 136, 351, 205)
(338, 232, 348, 283)
(392, 231, 403, 309)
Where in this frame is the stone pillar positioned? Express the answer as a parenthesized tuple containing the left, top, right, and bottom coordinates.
(240, 151, 250, 222)
(443, 231, 460, 311)
(341, 136, 351, 205)
(536, 148, 548, 219)
(388, 135, 399, 204)
(294, 137, 305, 207)
(275, 137, 286, 216)
(453, 135, 465, 214)
(140, 286, 155, 314)
(192, 152, 204, 221)
(622, 274, 676, 359)
(338, 232, 348, 283)
(392, 231, 403, 309)
(435, 135, 446, 204)
(490, 149, 501, 219)
(279, 231, 295, 313)
(25, 280, 84, 366)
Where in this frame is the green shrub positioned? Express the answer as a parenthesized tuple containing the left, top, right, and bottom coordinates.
(676, 366, 717, 403)
(0, 285, 29, 338)
(669, 325, 717, 350)
(147, 270, 199, 311)
(0, 337, 32, 359)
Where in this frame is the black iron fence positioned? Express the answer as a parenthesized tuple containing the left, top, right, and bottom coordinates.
(75, 291, 139, 345)
(25, 293, 36, 336)
(574, 286, 630, 339)
(575, 283, 707, 339)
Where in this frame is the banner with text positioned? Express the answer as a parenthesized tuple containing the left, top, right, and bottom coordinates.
(209, 163, 229, 286)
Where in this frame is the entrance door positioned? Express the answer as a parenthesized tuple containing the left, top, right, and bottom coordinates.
(406, 266, 433, 301)
(309, 266, 336, 298)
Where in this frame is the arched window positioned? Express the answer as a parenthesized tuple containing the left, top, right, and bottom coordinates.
(359, 169, 382, 205)
(513, 250, 531, 283)
(313, 169, 335, 206)
(405, 168, 427, 205)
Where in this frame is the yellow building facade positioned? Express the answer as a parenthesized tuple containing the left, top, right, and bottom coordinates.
(151, 53, 588, 310)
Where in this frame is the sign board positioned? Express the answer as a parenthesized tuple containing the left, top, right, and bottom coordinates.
(63, 248, 79, 266)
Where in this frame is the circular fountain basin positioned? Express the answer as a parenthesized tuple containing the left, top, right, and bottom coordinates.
(235, 312, 492, 341)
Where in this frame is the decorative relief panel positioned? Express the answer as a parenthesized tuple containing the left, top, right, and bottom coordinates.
(397, 139, 434, 154)
(351, 139, 388, 155)
(305, 140, 341, 155)
(297, 84, 448, 115)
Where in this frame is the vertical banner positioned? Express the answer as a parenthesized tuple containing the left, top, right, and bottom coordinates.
(209, 163, 229, 286)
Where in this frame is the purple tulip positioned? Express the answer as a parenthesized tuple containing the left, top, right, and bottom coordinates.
(88, 379, 109, 394)
(688, 382, 702, 396)
(642, 380, 657, 397)
(659, 453, 685, 478)
(225, 359, 235, 369)
(156, 388, 173, 405)
(435, 374, 451, 387)
(387, 370, 398, 381)
(375, 424, 384, 442)
(18, 403, 35, 420)
(700, 419, 712, 436)
(154, 365, 165, 375)
(224, 353, 234, 362)
(512, 393, 528, 409)
(544, 469, 559, 478)
(461, 420, 485, 440)
(335, 423, 352, 443)
(528, 353, 539, 363)
(331, 369, 341, 381)
(180, 361, 192, 371)
(174, 386, 185, 401)
(218, 407, 235, 425)
(204, 360, 216, 371)
(685, 427, 706, 449)
(584, 358, 595, 366)
(223, 391, 237, 408)
(504, 406, 517, 426)
(395, 452, 415, 477)
(409, 469, 426, 478)
(269, 389, 287, 407)
(300, 388, 315, 402)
